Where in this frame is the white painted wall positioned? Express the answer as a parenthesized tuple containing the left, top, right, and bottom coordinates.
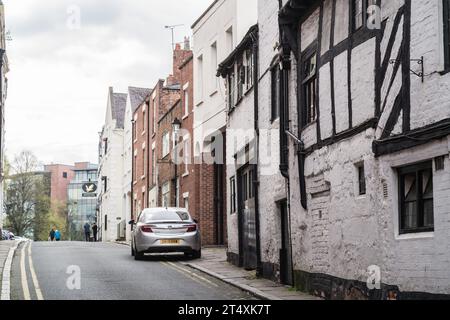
(287, 0, 450, 295)
(98, 91, 125, 242)
(192, 0, 257, 154)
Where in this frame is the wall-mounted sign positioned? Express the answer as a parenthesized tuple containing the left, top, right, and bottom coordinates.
(82, 182, 97, 197)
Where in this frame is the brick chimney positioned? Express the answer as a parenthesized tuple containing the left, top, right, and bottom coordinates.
(172, 40, 192, 84)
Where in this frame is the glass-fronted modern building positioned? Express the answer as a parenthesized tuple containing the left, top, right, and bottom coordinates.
(67, 163, 98, 241)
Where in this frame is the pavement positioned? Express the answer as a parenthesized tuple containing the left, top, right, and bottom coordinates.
(179, 247, 320, 300)
(0, 240, 21, 300)
(10, 241, 256, 300)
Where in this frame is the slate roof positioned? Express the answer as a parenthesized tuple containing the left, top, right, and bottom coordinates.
(128, 86, 151, 114)
(111, 92, 128, 129)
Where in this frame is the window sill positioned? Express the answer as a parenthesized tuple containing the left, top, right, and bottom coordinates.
(141, 131, 146, 136)
(182, 113, 189, 121)
(133, 181, 137, 186)
(141, 175, 146, 180)
(182, 172, 189, 178)
(209, 90, 218, 97)
(196, 100, 204, 107)
(133, 139, 138, 144)
(439, 69, 450, 76)
(395, 232, 434, 241)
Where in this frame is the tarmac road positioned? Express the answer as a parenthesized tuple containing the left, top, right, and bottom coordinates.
(10, 241, 256, 300)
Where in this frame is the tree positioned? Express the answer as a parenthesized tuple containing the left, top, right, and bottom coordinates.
(4, 151, 51, 239)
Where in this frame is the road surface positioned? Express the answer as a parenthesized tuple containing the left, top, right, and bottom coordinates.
(10, 241, 256, 300)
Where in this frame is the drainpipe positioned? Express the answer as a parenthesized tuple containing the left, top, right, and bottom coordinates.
(252, 29, 263, 277)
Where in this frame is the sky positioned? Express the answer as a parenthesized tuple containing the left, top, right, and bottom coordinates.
(3, 0, 211, 165)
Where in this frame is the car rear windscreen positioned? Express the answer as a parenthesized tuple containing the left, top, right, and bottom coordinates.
(145, 211, 190, 222)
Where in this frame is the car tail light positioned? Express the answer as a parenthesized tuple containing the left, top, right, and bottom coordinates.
(186, 224, 197, 232)
(141, 225, 154, 233)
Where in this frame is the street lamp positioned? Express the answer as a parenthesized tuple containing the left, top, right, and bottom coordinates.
(172, 118, 181, 207)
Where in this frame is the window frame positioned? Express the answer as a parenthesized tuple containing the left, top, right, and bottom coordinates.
(162, 131, 170, 158)
(270, 65, 281, 122)
(301, 50, 318, 126)
(352, 0, 376, 32)
(398, 161, 434, 235)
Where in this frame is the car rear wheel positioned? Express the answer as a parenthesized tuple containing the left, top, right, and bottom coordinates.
(192, 249, 201, 259)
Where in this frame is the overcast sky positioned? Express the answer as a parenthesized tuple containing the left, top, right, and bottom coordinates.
(4, 0, 210, 165)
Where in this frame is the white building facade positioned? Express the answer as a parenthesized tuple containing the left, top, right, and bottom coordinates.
(123, 87, 150, 242)
(98, 87, 127, 242)
(276, 0, 450, 299)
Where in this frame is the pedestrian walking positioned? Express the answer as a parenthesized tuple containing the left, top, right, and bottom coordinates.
(84, 222, 91, 242)
(92, 223, 98, 242)
(49, 227, 56, 241)
(54, 229, 61, 241)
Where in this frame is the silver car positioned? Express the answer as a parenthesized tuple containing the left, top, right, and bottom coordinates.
(130, 208, 201, 260)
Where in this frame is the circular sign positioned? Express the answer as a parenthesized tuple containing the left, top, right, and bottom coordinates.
(82, 183, 97, 193)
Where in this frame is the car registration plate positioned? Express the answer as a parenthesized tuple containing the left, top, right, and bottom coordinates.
(161, 239, 180, 245)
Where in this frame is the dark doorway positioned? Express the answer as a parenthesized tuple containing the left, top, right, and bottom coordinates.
(214, 163, 225, 245)
(238, 165, 257, 270)
(279, 200, 293, 285)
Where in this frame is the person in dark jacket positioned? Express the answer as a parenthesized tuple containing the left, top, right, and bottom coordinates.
(83, 222, 91, 242)
(49, 227, 56, 241)
(92, 223, 98, 242)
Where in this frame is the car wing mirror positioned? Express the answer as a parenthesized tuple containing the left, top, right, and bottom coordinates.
(128, 220, 135, 225)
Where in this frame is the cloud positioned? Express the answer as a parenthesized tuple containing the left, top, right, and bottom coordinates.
(3, 0, 211, 165)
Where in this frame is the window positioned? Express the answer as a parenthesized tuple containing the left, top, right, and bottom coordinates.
(63, 172, 68, 179)
(142, 148, 146, 177)
(211, 42, 218, 90)
(153, 98, 157, 134)
(184, 89, 189, 117)
(245, 49, 254, 91)
(162, 131, 170, 158)
(398, 161, 434, 234)
(435, 156, 445, 171)
(228, 69, 236, 110)
(226, 26, 233, 53)
(162, 182, 170, 207)
(104, 138, 108, 155)
(357, 164, 366, 195)
(133, 121, 137, 141)
(134, 153, 137, 182)
(444, 0, 450, 70)
(303, 53, 317, 124)
(104, 215, 107, 231)
(271, 66, 281, 121)
(230, 176, 236, 213)
(152, 149, 156, 185)
(184, 197, 189, 211)
(142, 109, 146, 133)
(236, 57, 245, 102)
(352, 0, 376, 31)
(197, 55, 204, 101)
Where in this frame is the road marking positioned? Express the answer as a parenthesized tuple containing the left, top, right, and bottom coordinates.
(20, 242, 31, 300)
(28, 243, 44, 300)
(164, 261, 219, 288)
(161, 261, 208, 288)
(0, 241, 20, 300)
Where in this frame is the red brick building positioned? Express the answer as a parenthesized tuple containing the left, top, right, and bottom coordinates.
(131, 41, 226, 246)
(44, 164, 76, 205)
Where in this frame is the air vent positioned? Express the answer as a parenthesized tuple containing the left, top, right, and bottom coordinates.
(382, 180, 388, 199)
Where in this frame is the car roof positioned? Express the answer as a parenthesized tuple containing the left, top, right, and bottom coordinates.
(143, 207, 188, 213)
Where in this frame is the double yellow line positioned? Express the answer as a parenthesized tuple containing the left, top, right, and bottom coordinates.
(161, 260, 219, 289)
(20, 242, 44, 300)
